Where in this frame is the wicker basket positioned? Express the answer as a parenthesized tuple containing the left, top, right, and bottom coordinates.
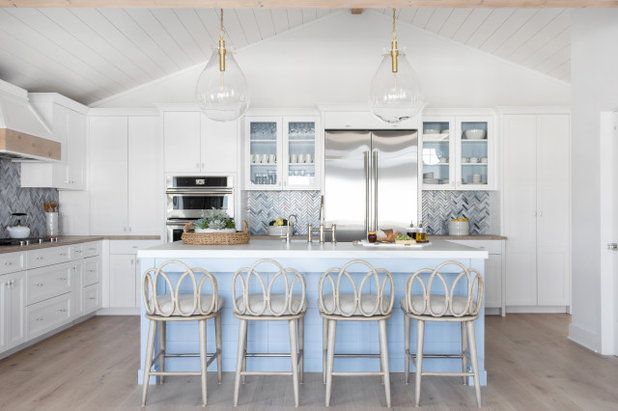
(182, 221, 250, 245)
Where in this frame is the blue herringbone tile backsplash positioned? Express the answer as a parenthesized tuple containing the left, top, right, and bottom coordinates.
(243, 190, 491, 236)
(0, 158, 59, 237)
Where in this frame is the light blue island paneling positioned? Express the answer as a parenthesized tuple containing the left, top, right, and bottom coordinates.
(137, 240, 488, 386)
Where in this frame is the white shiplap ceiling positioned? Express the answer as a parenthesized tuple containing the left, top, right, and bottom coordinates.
(0, 8, 570, 106)
(381, 8, 571, 83)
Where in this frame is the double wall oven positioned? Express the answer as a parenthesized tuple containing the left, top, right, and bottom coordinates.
(166, 175, 235, 242)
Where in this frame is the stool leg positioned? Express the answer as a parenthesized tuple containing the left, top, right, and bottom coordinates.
(322, 317, 328, 384)
(298, 317, 305, 384)
(198, 319, 208, 407)
(466, 320, 482, 407)
(288, 319, 300, 407)
(141, 319, 156, 406)
(158, 321, 166, 384)
(414, 319, 425, 407)
(234, 319, 247, 407)
(378, 319, 391, 408)
(325, 319, 336, 407)
(404, 315, 410, 384)
(215, 312, 223, 384)
(461, 321, 468, 385)
(242, 323, 248, 384)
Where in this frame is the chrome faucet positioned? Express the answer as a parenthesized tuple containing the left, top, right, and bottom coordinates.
(283, 214, 298, 244)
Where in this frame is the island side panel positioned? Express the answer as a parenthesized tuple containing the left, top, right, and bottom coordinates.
(138, 256, 487, 385)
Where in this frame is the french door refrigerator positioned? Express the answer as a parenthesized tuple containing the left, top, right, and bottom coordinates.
(323, 130, 418, 242)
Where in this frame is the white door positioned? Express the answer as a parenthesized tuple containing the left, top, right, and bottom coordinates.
(51, 104, 71, 188)
(109, 255, 136, 308)
(6, 272, 26, 348)
(503, 115, 538, 306)
(128, 116, 162, 235)
(89, 116, 129, 235)
(537, 115, 571, 306)
(66, 109, 87, 189)
(485, 254, 502, 309)
(202, 115, 238, 174)
(163, 112, 202, 173)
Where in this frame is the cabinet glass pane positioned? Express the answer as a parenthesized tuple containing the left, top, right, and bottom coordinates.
(287, 121, 316, 186)
(460, 121, 488, 185)
(422, 121, 450, 185)
(249, 121, 278, 186)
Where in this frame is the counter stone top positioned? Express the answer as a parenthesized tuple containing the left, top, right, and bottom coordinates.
(432, 234, 507, 240)
(0, 235, 161, 255)
(138, 238, 488, 259)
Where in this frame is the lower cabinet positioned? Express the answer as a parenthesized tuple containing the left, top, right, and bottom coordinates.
(0, 271, 26, 351)
(26, 293, 72, 339)
(448, 239, 506, 316)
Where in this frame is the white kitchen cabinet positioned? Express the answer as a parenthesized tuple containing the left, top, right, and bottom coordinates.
(448, 239, 505, 315)
(89, 115, 162, 235)
(244, 114, 321, 190)
(0, 271, 26, 351)
(21, 94, 88, 190)
(163, 110, 239, 174)
(421, 112, 496, 191)
(109, 254, 136, 309)
(502, 112, 571, 310)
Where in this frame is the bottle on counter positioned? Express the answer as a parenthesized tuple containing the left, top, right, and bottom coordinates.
(367, 231, 377, 243)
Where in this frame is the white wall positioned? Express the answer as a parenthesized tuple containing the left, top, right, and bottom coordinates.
(92, 11, 570, 109)
(569, 9, 618, 352)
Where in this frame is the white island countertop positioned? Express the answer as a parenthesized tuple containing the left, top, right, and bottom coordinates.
(137, 239, 488, 259)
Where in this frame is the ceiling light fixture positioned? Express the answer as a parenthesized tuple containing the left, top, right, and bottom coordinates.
(369, 9, 424, 124)
(196, 9, 249, 122)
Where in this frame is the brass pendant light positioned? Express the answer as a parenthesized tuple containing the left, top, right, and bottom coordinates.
(196, 9, 250, 122)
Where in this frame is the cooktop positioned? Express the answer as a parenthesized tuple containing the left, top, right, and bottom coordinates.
(0, 237, 59, 247)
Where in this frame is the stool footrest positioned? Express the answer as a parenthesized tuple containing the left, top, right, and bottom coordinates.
(241, 371, 293, 376)
(331, 371, 385, 377)
(326, 352, 381, 358)
(150, 371, 202, 377)
(421, 371, 474, 377)
(245, 352, 293, 358)
(407, 353, 464, 359)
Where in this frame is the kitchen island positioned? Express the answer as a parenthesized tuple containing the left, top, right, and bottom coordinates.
(137, 239, 488, 384)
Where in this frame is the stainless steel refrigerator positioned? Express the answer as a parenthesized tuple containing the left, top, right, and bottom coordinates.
(323, 130, 418, 242)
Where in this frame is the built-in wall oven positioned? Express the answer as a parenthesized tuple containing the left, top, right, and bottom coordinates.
(166, 175, 234, 242)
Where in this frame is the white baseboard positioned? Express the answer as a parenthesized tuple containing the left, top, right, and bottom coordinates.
(505, 305, 569, 314)
(97, 307, 140, 316)
(568, 323, 601, 353)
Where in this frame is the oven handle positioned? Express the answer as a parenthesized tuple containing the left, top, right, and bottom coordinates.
(166, 188, 233, 195)
(166, 219, 197, 227)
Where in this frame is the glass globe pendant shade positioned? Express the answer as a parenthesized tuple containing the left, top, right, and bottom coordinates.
(196, 47, 249, 122)
(369, 51, 424, 124)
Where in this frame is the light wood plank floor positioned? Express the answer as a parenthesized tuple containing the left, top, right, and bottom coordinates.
(1, 314, 617, 410)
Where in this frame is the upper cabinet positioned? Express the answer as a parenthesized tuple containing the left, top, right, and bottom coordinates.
(244, 114, 321, 190)
(20, 94, 88, 190)
(421, 111, 496, 191)
(162, 110, 239, 175)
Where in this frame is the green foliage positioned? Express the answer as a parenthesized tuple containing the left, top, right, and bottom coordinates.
(194, 209, 235, 230)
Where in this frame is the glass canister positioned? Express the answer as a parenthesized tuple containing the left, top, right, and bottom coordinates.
(45, 211, 59, 237)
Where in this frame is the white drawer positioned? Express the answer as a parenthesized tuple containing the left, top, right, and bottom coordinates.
(82, 242, 101, 258)
(83, 257, 100, 287)
(109, 240, 161, 255)
(69, 244, 84, 260)
(0, 252, 25, 275)
(448, 240, 503, 255)
(83, 284, 101, 314)
(27, 262, 75, 305)
(27, 246, 70, 269)
(27, 293, 71, 339)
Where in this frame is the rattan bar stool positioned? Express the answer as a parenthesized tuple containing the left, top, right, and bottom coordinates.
(318, 259, 395, 408)
(402, 260, 484, 407)
(141, 260, 223, 407)
(232, 258, 307, 407)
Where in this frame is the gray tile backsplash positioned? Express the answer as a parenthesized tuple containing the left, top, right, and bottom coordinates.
(243, 189, 494, 236)
(0, 158, 58, 237)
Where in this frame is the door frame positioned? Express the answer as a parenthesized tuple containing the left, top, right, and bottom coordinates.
(599, 111, 618, 355)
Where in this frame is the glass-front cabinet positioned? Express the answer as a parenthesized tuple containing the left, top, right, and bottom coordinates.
(421, 113, 495, 190)
(245, 115, 321, 190)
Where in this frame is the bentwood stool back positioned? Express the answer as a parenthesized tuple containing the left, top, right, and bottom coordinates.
(318, 259, 395, 407)
(141, 260, 223, 407)
(402, 260, 484, 407)
(232, 258, 307, 407)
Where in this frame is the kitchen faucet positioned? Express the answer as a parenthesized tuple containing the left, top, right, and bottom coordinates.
(283, 214, 298, 244)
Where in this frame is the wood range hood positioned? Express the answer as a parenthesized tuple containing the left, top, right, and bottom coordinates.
(0, 80, 60, 161)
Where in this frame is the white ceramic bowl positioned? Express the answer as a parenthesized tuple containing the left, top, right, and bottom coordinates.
(267, 225, 288, 236)
(463, 129, 486, 140)
(448, 220, 469, 236)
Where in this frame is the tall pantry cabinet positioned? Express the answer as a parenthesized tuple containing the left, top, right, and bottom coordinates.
(502, 112, 571, 310)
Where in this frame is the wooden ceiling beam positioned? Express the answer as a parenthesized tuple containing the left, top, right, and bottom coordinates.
(1, 0, 617, 8)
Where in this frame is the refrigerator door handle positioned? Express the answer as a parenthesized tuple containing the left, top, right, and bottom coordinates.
(364, 150, 370, 235)
(372, 150, 379, 232)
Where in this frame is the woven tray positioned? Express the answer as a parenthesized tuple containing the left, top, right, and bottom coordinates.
(182, 221, 250, 245)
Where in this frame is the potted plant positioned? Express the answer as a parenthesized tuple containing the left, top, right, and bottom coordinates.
(193, 209, 236, 233)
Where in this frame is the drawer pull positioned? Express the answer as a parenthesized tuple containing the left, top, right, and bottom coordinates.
(59, 253, 67, 256)
(36, 256, 43, 261)
(74, 250, 82, 254)
(35, 282, 44, 287)
(57, 277, 67, 281)
(88, 297, 96, 300)
(4, 261, 13, 266)
(36, 317, 44, 322)
(58, 308, 67, 313)
(87, 269, 96, 273)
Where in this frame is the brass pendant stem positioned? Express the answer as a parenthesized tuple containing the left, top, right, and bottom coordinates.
(390, 8, 398, 73)
(218, 9, 226, 72)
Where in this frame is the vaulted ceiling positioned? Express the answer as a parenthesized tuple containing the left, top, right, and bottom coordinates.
(0, 8, 570, 106)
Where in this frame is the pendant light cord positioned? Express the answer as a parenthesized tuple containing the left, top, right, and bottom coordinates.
(392, 8, 397, 42)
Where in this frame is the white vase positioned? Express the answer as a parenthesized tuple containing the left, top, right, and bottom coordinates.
(45, 212, 59, 237)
